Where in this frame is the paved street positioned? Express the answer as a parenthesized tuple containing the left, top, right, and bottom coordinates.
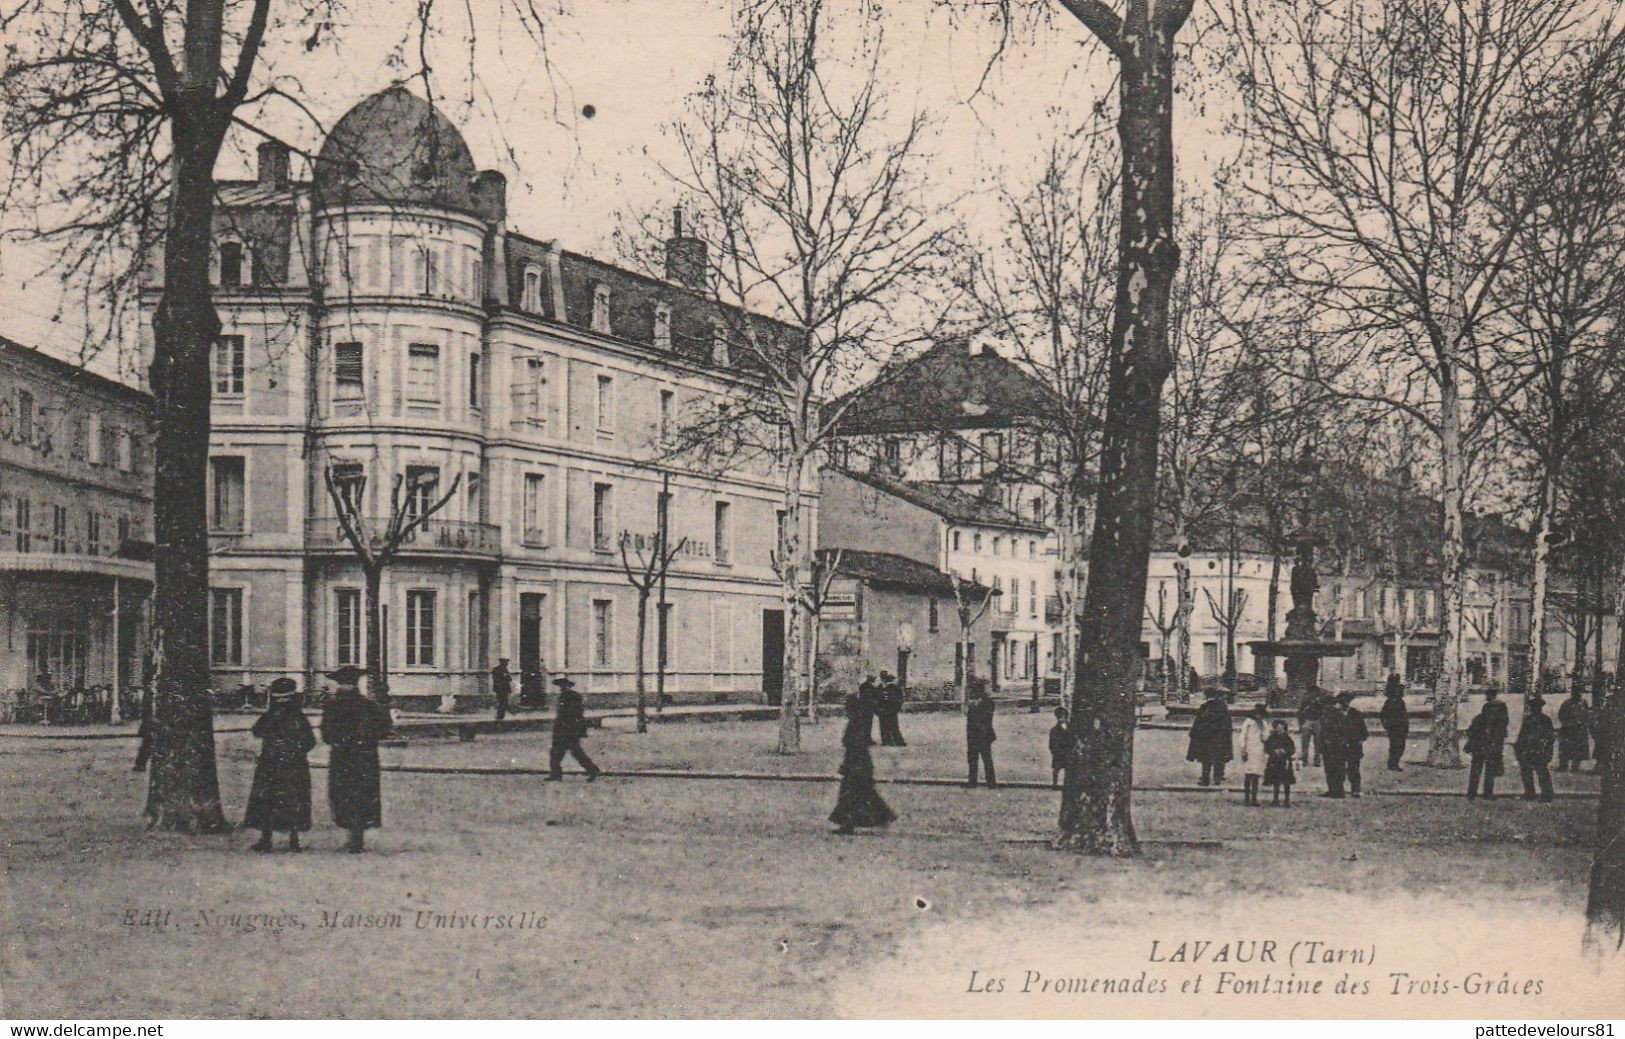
(0, 712, 1603, 1017)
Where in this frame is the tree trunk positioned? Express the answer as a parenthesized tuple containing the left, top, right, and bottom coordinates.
(1585, 582, 1625, 954)
(807, 609, 821, 723)
(1528, 475, 1555, 695)
(959, 620, 972, 709)
(143, 111, 228, 833)
(1174, 555, 1193, 701)
(635, 589, 649, 734)
(364, 564, 386, 701)
(1057, 1, 1186, 856)
(1428, 369, 1466, 767)
(775, 454, 808, 754)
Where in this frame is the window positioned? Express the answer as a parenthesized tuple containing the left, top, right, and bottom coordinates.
(654, 304, 672, 349)
(218, 241, 251, 287)
(1030, 584, 1039, 618)
(595, 374, 615, 432)
(591, 284, 611, 333)
(86, 413, 102, 464)
(711, 322, 729, 365)
(415, 246, 437, 295)
(117, 514, 128, 546)
(335, 589, 361, 667)
(14, 497, 29, 551)
(214, 335, 245, 395)
(952, 530, 961, 551)
(980, 432, 1002, 474)
(330, 461, 365, 515)
(209, 456, 246, 532)
(1031, 497, 1044, 522)
(973, 532, 983, 552)
(523, 473, 548, 545)
(1029, 539, 1037, 558)
(993, 536, 1003, 556)
(405, 590, 437, 667)
(50, 505, 67, 554)
(775, 509, 787, 551)
(659, 389, 673, 440)
(883, 438, 902, 473)
(593, 599, 614, 667)
(13, 390, 32, 445)
(471, 257, 484, 301)
(469, 352, 482, 410)
(467, 591, 482, 668)
(512, 357, 547, 428)
(592, 482, 613, 551)
(1011, 578, 1020, 612)
(407, 344, 440, 402)
(522, 266, 543, 311)
(334, 342, 364, 399)
(714, 501, 732, 564)
(928, 598, 940, 633)
(210, 588, 243, 665)
(87, 513, 101, 556)
(405, 466, 439, 520)
(116, 430, 132, 472)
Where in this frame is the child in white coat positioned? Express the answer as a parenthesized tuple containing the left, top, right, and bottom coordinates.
(1238, 702, 1269, 806)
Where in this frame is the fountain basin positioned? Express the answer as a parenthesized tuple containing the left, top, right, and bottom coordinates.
(1247, 639, 1359, 658)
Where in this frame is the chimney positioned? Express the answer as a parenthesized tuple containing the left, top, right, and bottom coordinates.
(664, 206, 707, 290)
(257, 140, 290, 188)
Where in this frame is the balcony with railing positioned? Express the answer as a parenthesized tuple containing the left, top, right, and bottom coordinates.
(304, 517, 502, 560)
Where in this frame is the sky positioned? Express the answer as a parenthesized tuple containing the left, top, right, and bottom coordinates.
(0, 0, 1233, 382)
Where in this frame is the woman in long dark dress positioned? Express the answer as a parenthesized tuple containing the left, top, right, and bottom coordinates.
(320, 666, 389, 853)
(244, 677, 316, 852)
(830, 689, 895, 835)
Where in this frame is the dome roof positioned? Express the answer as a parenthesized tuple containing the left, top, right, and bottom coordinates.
(314, 86, 477, 213)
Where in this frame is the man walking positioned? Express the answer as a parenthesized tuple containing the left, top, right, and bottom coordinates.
(490, 658, 513, 722)
(1380, 675, 1409, 771)
(965, 690, 997, 788)
(877, 670, 907, 747)
(546, 677, 600, 781)
(1514, 695, 1556, 802)
(1186, 687, 1234, 787)
(1297, 685, 1327, 768)
(1339, 691, 1368, 796)
(320, 665, 389, 853)
(1467, 687, 1510, 800)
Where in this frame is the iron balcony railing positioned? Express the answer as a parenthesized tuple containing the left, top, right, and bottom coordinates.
(304, 517, 502, 559)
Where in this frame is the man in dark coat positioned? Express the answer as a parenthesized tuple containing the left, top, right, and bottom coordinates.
(1467, 687, 1510, 799)
(491, 658, 513, 722)
(1320, 689, 1350, 798)
(245, 677, 316, 852)
(876, 670, 907, 747)
(547, 677, 600, 781)
(1380, 675, 1409, 771)
(1339, 692, 1368, 796)
(965, 690, 998, 788)
(1186, 688, 1234, 786)
(1557, 688, 1591, 772)
(1514, 695, 1556, 802)
(1297, 685, 1327, 767)
(857, 674, 880, 745)
(320, 666, 390, 853)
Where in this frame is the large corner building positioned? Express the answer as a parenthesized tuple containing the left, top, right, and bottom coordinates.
(141, 87, 806, 707)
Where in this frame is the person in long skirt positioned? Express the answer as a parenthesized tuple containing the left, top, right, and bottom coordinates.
(320, 666, 389, 852)
(244, 677, 316, 852)
(830, 691, 895, 835)
(1263, 720, 1297, 806)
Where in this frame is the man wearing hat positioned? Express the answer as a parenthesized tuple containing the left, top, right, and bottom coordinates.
(1319, 689, 1354, 798)
(491, 658, 513, 722)
(243, 677, 316, 852)
(1466, 686, 1510, 799)
(1513, 695, 1556, 802)
(876, 670, 906, 747)
(320, 665, 390, 851)
(1337, 691, 1368, 797)
(546, 677, 600, 781)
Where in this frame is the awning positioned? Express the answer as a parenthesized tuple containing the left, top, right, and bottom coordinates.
(0, 551, 155, 582)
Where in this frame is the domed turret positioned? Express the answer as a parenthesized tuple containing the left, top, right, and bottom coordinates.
(314, 86, 477, 214)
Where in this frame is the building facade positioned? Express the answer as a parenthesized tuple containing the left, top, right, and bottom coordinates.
(820, 467, 1051, 693)
(142, 87, 806, 706)
(0, 338, 153, 697)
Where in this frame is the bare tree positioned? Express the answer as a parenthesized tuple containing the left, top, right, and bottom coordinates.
(619, 529, 689, 735)
(648, 0, 948, 753)
(322, 465, 460, 704)
(1229, 0, 1583, 767)
(0, 0, 555, 829)
(1202, 583, 1248, 682)
(1145, 579, 1179, 702)
(796, 548, 844, 722)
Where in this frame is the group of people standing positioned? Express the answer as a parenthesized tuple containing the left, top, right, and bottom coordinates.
(1464, 686, 1598, 802)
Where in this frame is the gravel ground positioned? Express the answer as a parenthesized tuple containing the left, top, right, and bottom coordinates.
(0, 714, 1608, 1019)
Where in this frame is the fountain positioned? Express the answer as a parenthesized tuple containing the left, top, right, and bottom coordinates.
(1248, 533, 1358, 708)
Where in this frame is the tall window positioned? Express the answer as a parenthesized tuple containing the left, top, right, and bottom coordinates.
(218, 241, 251, 287)
(659, 389, 673, 440)
(467, 591, 482, 668)
(405, 466, 438, 520)
(335, 589, 361, 667)
(468, 352, 482, 410)
(523, 473, 548, 545)
(210, 588, 243, 664)
(405, 590, 437, 667)
(522, 266, 542, 311)
(214, 335, 245, 395)
(993, 536, 1002, 556)
(979, 431, 1001, 475)
(87, 513, 101, 556)
(116, 430, 133, 472)
(952, 530, 961, 551)
(592, 482, 613, 551)
(16, 390, 34, 443)
(330, 461, 365, 515)
(14, 497, 29, 552)
(209, 456, 246, 533)
(883, 438, 901, 473)
(50, 505, 67, 554)
(591, 284, 611, 333)
(714, 501, 732, 564)
(654, 304, 672, 349)
(593, 599, 613, 667)
(86, 413, 102, 464)
(928, 598, 940, 633)
(595, 374, 615, 432)
(1010, 578, 1020, 612)
(406, 343, 440, 402)
(334, 342, 364, 399)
